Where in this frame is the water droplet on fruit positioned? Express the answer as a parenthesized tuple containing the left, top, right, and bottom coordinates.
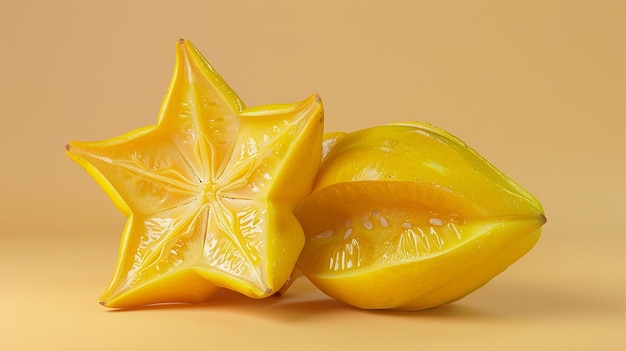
(363, 221, 374, 230)
(429, 217, 443, 226)
(344, 228, 353, 240)
(379, 216, 389, 228)
(316, 229, 334, 239)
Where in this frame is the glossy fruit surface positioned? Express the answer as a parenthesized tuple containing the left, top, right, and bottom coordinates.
(295, 122, 546, 310)
(66, 39, 324, 307)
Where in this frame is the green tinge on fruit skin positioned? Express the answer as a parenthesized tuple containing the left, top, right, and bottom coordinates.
(303, 219, 543, 311)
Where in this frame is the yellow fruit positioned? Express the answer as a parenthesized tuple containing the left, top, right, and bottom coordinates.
(66, 39, 324, 307)
(295, 122, 546, 310)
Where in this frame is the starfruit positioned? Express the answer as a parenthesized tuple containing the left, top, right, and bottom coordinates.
(66, 39, 324, 307)
(294, 122, 546, 310)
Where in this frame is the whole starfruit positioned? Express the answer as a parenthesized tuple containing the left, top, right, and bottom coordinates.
(294, 122, 546, 310)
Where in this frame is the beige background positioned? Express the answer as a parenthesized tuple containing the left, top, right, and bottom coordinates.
(1, 1, 625, 350)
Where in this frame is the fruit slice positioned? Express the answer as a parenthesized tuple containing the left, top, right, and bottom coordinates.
(66, 39, 324, 307)
(295, 122, 546, 310)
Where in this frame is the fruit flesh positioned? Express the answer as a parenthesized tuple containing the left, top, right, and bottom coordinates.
(295, 122, 545, 310)
(66, 39, 324, 307)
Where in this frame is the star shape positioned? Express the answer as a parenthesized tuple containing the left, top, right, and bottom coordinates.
(67, 39, 323, 307)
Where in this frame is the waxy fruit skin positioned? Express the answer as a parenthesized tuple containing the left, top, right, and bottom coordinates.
(66, 39, 324, 308)
(295, 122, 546, 310)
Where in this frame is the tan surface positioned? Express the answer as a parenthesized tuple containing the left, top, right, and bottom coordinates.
(1, 1, 624, 350)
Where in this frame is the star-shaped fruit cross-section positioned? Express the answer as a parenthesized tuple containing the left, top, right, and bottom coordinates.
(66, 39, 324, 308)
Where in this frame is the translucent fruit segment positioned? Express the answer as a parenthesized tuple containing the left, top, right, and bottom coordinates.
(66, 39, 324, 307)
